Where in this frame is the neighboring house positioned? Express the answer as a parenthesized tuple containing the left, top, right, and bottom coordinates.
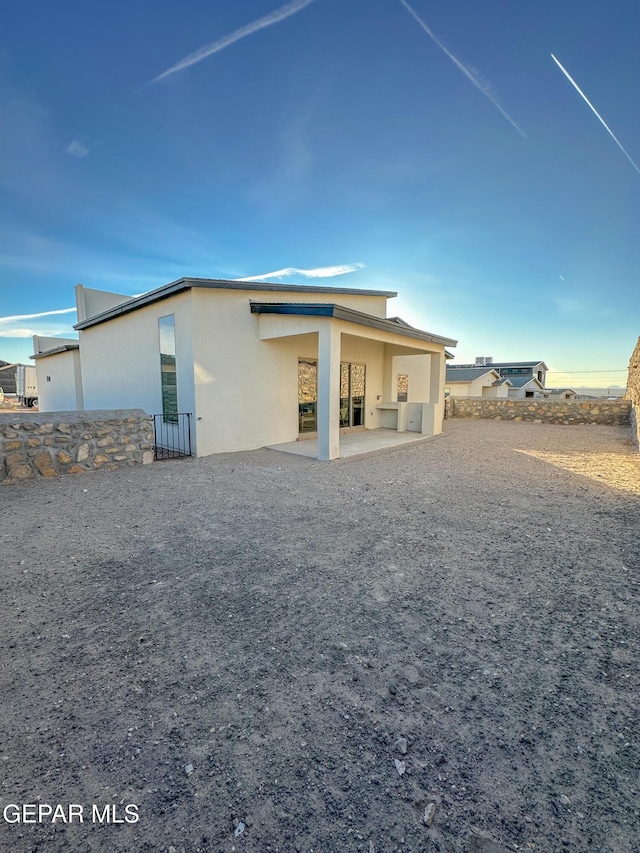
(0, 360, 18, 395)
(504, 374, 546, 399)
(543, 388, 577, 400)
(32, 337, 83, 412)
(446, 359, 549, 399)
(444, 366, 512, 398)
(32, 278, 457, 461)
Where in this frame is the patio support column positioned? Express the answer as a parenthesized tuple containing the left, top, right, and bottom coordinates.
(429, 352, 445, 435)
(317, 322, 340, 461)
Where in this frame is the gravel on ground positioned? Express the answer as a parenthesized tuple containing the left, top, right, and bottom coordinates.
(0, 419, 638, 853)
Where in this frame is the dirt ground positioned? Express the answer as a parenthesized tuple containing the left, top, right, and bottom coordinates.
(0, 420, 638, 853)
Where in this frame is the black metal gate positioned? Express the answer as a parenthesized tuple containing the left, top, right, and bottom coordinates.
(152, 413, 193, 460)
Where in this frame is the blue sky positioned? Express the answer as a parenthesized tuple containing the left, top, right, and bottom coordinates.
(2, 0, 639, 388)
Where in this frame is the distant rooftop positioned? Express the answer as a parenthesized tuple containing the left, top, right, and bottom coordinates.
(445, 366, 498, 383)
(450, 360, 547, 369)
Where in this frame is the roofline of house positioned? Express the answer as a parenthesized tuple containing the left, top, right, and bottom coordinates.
(448, 361, 549, 370)
(250, 302, 458, 347)
(30, 343, 80, 360)
(445, 367, 501, 381)
(74, 277, 398, 331)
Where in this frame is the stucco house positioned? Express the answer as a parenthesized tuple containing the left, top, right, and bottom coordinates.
(447, 359, 548, 399)
(31, 278, 457, 460)
(444, 366, 512, 398)
(543, 387, 577, 400)
(32, 337, 83, 412)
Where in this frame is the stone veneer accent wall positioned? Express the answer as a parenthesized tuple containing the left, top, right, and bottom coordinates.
(626, 336, 640, 449)
(1, 409, 154, 484)
(445, 397, 632, 426)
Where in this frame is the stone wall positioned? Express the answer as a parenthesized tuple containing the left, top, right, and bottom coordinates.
(1, 409, 154, 484)
(626, 337, 640, 449)
(445, 397, 632, 426)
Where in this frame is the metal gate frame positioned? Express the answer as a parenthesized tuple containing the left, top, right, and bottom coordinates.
(152, 413, 193, 460)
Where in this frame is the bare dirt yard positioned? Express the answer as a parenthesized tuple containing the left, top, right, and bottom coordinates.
(1, 420, 638, 853)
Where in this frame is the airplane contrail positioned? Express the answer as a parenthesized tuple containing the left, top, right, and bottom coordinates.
(151, 0, 315, 85)
(551, 54, 640, 176)
(399, 0, 525, 138)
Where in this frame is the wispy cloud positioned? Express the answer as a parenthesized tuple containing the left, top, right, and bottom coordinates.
(65, 140, 89, 158)
(235, 263, 365, 282)
(150, 0, 315, 85)
(0, 328, 51, 338)
(399, 0, 525, 138)
(551, 54, 640, 177)
(0, 307, 76, 323)
(0, 307, 78, 342)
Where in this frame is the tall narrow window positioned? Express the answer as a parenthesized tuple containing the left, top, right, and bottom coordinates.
(159, 315, 178, 423)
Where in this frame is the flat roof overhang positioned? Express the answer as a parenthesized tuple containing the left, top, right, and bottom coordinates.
(30, 343, 80, 360)
(250, 302, 457, 348)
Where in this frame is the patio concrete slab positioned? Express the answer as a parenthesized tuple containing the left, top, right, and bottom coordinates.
(266, 428, 434, 458)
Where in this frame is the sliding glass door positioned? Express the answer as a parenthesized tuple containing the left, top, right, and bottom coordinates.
(298, 359, 317, 433)
(340, 363, 366, 428)
(299, 359, 366, 433)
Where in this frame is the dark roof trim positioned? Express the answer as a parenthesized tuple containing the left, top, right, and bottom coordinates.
(30, 343, 80, 360)
(250, 302, 457, 347)
(449, 361, 548, 370)
(75, 277, 397, 330)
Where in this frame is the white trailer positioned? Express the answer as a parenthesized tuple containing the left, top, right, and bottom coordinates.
(16, 364, 38, 407)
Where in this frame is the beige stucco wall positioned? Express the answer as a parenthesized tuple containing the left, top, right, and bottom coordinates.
(391, 354, 430, 402)
(190, 288, 397, 455)
(78, 291, 196, 429)
(75, 285, 133, 323)
(481, 382, 510, 398)
(34, 349, 83, 412)
(447, 382, 472, 398)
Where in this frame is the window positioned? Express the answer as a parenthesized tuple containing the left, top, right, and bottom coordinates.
(158, 315, 178, 423)
(340, 363, 366, 427)
(397, 374, 408, 402)
(525, 391, 534, 398)
(298, 359, 317, 433)
(502, 367, 531, 376)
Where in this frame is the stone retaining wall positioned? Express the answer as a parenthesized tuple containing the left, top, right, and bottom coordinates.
(1, 409, 154, 484)
(626, 337, 640, 449)
(445, 397, 632, 426)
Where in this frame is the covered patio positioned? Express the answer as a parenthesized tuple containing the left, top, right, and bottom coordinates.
(251, 301, 457, 460)
(267, 427, 437, 459)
